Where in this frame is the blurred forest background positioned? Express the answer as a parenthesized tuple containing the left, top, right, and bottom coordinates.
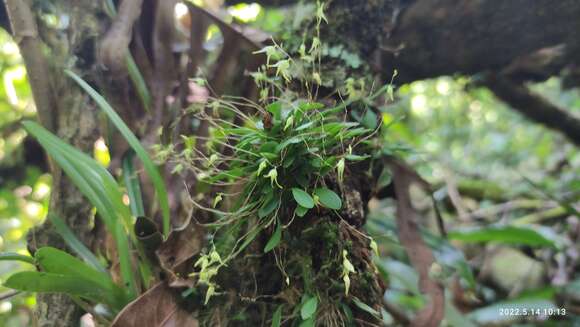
(0, 1, 579, 326)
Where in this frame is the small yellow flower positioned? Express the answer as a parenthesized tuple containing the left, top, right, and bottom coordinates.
(265, 168, 283, 189)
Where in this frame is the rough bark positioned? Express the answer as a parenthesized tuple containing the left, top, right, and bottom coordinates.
(321, 0, 580, 144)
(5, 0, 107, 326)
(380, 0, 580, 82)
(318, 0, 580, 82)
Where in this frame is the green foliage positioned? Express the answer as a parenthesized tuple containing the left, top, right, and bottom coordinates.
(292, 188, 314, 209)
(313, 187, 341, 209)
(300, 295, 318, 320)
(22, 121, 138, 297)
(65, 70, 170, 237)
(122, 150, 145, 217)
(448, 225, 561, 248)
(48, 214, 107, 274)
(264, 223, 282, 253)
(6, 272, 116, 306)
(271, 305, 283, 327)
(4, 247, 128, 311)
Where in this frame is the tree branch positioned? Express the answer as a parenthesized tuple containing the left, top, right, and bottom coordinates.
(99, 0, 143, 75)
(381, 0, 580, 83)
(484, 74, 580, 146)
(4, 0, 57, 131)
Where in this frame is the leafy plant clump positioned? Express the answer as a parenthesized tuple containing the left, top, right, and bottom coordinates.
(173, 50, 393, 324)
(164, 3, 396, 323)
(178, 88, 386, 324)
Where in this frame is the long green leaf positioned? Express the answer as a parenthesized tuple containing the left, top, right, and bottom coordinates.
(264, 224, 282, 253)
(49, 214, 107, 274)
(23, 121, 137, 297)
(65, 70, 170, 237)
(271, 305, 282, 327)
(23, 121, 131, 229)
(34, 247, 123, 298)
(126, 55, 152, 111)
(122, 150, 145, 217)
(114, 223, 137, 297)
(448, 225, 558, 248)
(5, 271, 124, 310)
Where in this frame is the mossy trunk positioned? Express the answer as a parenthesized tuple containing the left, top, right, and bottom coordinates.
(194, 166, 385, 326)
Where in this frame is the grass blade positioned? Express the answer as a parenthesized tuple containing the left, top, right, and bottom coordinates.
(126, 54, 152, 111)
(5, 271, 125, 310)
(122, 150, 145, 217)
(65, 70, 170, 237)
(23, 121, 138, 298)
(48, 214, 108, 274)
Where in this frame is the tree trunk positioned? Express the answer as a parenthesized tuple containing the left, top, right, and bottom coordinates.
(5, 0, 107, 325)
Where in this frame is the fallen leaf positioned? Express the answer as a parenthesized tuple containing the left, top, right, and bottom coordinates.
(156, 218, 203, 288)
(111, 283, 198, 327)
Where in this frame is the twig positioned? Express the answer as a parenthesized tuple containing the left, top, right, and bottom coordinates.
(444, 169, 468, 220)
(0, 290, 20, 301)
(4, 0, 57, 131)
(467, 199, 551, 219)
(513, 206, 569, 225)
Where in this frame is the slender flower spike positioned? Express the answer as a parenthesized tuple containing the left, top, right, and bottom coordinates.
(342, 250, 355, 296)
(253, 45, 282, 66)
(370, 239, 379, 256)
(212, 193, 223, 208)
(204, 284, 215, 305)
(312, 72, 322, 85)
(265, 168, 283, 188)
(257, 160, 268, 176)
(309, 37, 321, 54)
(207, 153, 218, 167)
(336, 158, 345, 184)
(316, 1, 328, 24)
(284, 115, 294, 131)
(273, 59, 291, 82)
(209, 249, 223, 265)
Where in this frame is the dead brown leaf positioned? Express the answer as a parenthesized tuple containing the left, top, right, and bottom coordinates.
(387, 158, 445, 327)
(156, 217, 203, 288)
(111, 283, 198, 327)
